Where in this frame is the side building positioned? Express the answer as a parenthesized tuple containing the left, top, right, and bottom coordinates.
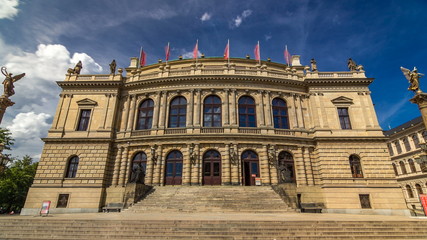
(22, 56, 408, 215)
(384, 116, 427, 213)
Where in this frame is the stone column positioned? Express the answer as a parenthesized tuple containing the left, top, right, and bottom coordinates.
(224, 89, 230, 126)
(100, 94, 111, 129)
(411, 93, 427, 130)
(257, 91, 265, 126)
(119, 96, 130, 132)
(52, 94, 66, 129)
(188, 90, 194, 127)
(119, 146, 129, 186)
(230, 89, 237, 126)
(358, 92, 371, 128)
(159, 91, 168, 128)
(223, 145, 231, 185)
(231, 145, 240, 185)
(156, 145, 164, 185)
(295, 147, 307, 186)
(286, 95, 297, 129)
(152, 92, 161, 128)
(317, 93, 329, 128)
(303, 147, 314, 186)
(260, 145, 271, 185)
(194, 89, 202, 127)
(183, 144, 192, 185)
(298, 95, 306, 128)
(265, 91, 273, 127)
(269, 154, 278, 185)
(105, 94, 118, 130)
(146, 146, 154, 185)
(58, 94, 73, 130)
(126, 95, 137, 131)
(193, 144, 201, 185)
(113, 147, 123, 186)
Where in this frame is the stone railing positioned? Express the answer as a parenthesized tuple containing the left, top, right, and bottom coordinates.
(238, 128, 261, 134)
(308, 71, 366, 79)
(201, 128, 224, 134)
(131, 130, 152, 136)
(164, 128, 187, 134)
(66, 74, 123, 82)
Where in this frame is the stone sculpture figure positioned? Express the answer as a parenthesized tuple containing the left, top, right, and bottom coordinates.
(401, 66, 424, 92)
(67, 61, 83, 75)
(1, 67, 25, 97)
(109, 60, 116, 74)
(310, 58, 318, 72)
(347, 58, 357, 71)
(130, 163, 145, 184)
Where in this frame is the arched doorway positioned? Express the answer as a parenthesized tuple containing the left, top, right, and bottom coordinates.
(203, 150, 221, 185)
(278, 151, 295, 183)
(129, 152, 147, 183)
(164, 150, 183, 185)
(241, 150, 259, 186)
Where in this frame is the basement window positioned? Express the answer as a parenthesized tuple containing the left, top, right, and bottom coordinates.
(359, 194, 371, 209)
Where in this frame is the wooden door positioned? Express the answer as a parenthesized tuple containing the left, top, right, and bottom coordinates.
(203, 150, 221, 185)
(164, 150, 183, 185)
(241, 150, 259, 186)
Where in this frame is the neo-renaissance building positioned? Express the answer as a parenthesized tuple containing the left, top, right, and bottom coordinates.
(22, 55, 408, 215)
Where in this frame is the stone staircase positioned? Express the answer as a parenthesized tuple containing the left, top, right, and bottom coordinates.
(1, 218, 427, 239)
(126, 186, 294, 213)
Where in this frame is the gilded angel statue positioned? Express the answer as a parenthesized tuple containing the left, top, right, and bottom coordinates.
(401, 66, 424, 92)
(1, 67, 25, 97)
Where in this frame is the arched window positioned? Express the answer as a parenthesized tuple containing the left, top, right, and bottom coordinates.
(278, 151, 295, 183)
(136, 99, 154, 130)
(238, 96, 256, 127)
(392, 163, 398, 176)
(395, 141, 402, 154)
(272, 98, 289, 129)
(412, 134, 420, 148)
(387, 143, 394, 156)
(203, 95, 222, 127)
(403, 137, 411, 152)
(129, 152, 147, 183)
(416, 184, 423, 195)
(168, 97, 187, 128)
(349, 155, 363, 178)
(406, 185, 414, 198)
(66, 156, 79, 178)
(408, 159, 417, 173)
(400, 161, 407, 174)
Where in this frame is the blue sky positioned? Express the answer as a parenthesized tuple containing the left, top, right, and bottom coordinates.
(1, 0, 427, 159)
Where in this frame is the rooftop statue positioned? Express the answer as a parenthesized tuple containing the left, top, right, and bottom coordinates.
(109, 59, 116, 74)
(401, 66, 424, 92)
(310, 58, 318, 72)
(347, 58, 364, 71)
(67, 61, 83, 75)
(1, 67, 25, 97)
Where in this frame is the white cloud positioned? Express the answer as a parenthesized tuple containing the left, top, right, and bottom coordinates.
(6, 112, 51, 160)
(231, 9, 253, 28)
(1, 41, 103, 160)
(0, 0, 19, 20)
(182, 50, 201, 59)
(200, 12, 211, 22)
(265, 34, 272, 41)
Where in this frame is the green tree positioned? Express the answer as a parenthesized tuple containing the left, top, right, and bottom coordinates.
(0, 155, 38, 213)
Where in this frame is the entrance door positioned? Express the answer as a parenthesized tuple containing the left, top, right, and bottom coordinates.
(241, 150, 259, 186)
(165, 150, 183, 185)
(203, 150, 221, 185)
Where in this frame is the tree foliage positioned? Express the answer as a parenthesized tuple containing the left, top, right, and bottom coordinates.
(0, 155, 38, 212)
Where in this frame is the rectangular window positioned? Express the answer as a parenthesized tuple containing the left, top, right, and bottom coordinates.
(57, 194, 70, 208)
(337, 108, 351, 129)
(403, 137, 411, 152)
(395, 141, 402, 154)
(359, 194, 371, 209)
(77, 109, 91, 131)
(387, 143, 394, 156)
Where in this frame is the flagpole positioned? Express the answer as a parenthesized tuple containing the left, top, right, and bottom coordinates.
(196, 39, 199, 66)
(228, 39, 230, 65)
(139, 46, 142, 69)
(166, 42, 170, 64)
(258, 41, 261, 65)
(285, 45, 289, 66)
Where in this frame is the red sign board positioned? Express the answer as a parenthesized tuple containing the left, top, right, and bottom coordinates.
(420, 194, 427, 216)
(40, 201, 51, 216)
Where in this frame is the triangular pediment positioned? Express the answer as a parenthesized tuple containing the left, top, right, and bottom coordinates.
(331, 96, 353, 105)
(76, 98, 98, 106)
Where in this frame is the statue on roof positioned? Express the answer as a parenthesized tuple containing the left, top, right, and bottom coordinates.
(109, 60, 117, 74)
(1, 67, 25, 97)
(310, 58, 318, 72)
(347, 58, 364, 71)
(401, 66, 424, 92)
(67, 61, 83, 75)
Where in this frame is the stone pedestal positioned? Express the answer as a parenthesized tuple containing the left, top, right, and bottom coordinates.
(123, 183, 152, 208)
(410, 92, 427, 128)
(0, 96, 14, 124)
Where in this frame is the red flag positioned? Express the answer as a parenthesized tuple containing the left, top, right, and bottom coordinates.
(224, 40, 230, 60)
(254, 41, 260, 62)
(165, 42, 170, 61)
(140, 47, 146, 67)
(193, 40, 198, 59)
(284, 45, 291, 65)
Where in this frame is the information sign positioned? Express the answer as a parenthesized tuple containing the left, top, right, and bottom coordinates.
(255, 177, 262, 186)
(40, 201, 51, 216)
(420, 194, 427, 216)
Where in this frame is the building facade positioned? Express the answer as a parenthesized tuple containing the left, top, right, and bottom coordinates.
(22, 56, 408, 215)
(385, 116, 427, 213)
